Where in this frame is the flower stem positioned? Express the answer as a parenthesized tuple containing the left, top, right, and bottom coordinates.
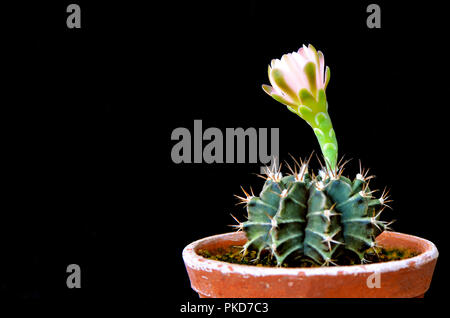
(311, 117, 338, 171)
(295, 89, 338, 171)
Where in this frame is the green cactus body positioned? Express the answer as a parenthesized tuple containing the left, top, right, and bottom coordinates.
(304, 184, 343, 265)
(240, 163, 389, 266)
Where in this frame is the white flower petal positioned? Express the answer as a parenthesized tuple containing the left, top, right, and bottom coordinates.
(264, 44, 329, 103)
(318, 51, 325, 86)
(280, 54, 303, 94)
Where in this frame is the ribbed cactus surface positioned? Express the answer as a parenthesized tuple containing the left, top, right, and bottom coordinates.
(236, 159, 392, 266)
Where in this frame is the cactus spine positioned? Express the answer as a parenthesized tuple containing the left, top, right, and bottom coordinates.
(236, 159, 392, 266)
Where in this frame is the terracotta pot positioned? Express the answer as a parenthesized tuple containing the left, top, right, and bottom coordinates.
(182, 231, 438, 298)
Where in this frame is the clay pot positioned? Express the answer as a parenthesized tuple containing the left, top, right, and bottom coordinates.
(183, 231, 438, 298)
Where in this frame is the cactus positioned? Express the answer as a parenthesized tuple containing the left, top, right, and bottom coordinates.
(235, 159, 393, 266)
(231, 44, 394, 266)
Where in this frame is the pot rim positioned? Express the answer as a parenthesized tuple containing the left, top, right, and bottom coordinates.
(182, 231, 438, 277)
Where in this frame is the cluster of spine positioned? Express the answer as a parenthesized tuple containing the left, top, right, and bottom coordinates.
(233, 158, 393, 266)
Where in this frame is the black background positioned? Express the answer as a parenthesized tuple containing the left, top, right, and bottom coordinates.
(1, 0, 448, 311)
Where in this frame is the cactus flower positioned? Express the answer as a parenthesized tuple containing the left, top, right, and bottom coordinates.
(262, 44, 337, 170)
